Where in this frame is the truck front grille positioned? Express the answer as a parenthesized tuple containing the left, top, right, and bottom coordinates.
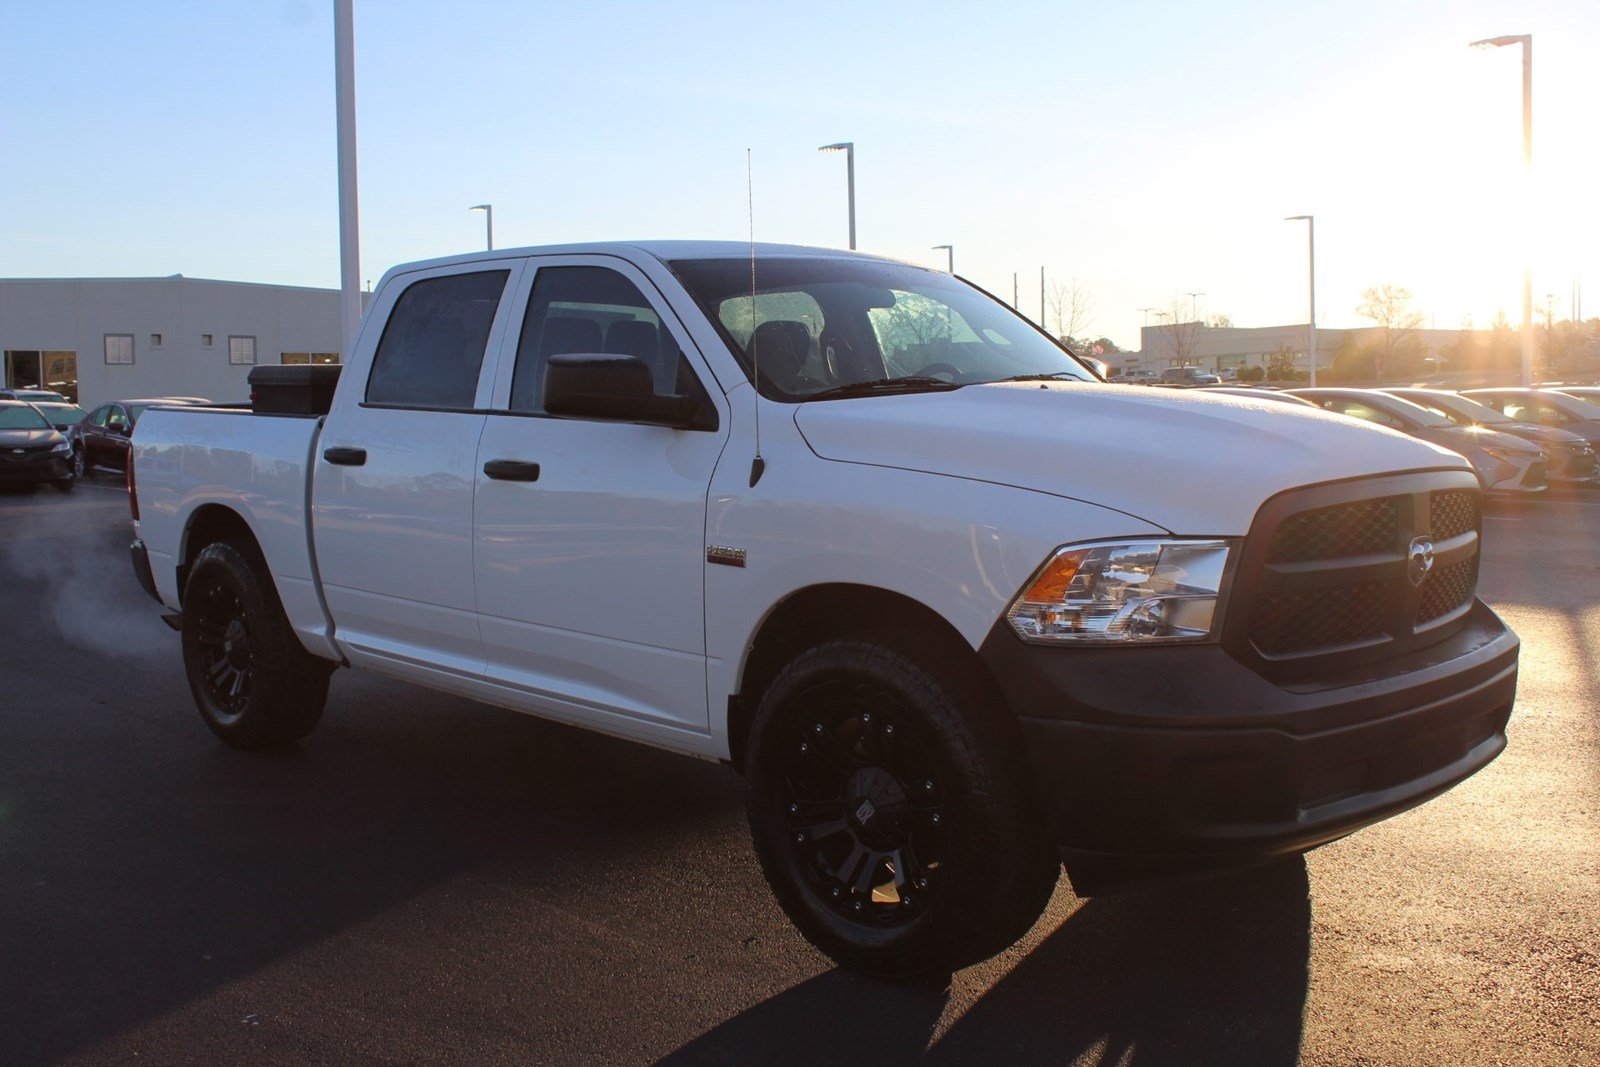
(1417, 557, 1478, 624)
(1430, 489, 1478, 541)
(1268, 498, 1398, 563)
(1235, 472, 1483, 672)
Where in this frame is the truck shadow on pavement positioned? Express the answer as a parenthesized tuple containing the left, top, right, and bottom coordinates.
(665, 857, 1311, 1067)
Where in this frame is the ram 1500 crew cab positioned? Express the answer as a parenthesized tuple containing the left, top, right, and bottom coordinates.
(129, 242, 1518, 978)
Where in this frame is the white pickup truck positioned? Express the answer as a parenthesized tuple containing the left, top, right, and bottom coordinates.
(129, 242, 1519, 978)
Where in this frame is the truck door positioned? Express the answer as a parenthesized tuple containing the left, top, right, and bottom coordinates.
(312, 260, 523, 677)
(472, 258, 728, 731)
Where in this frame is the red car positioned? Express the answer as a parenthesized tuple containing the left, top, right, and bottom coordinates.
(70, 397, 207, 477)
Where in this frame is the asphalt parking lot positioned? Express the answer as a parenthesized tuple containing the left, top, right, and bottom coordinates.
(2, 478, 1597, 1066)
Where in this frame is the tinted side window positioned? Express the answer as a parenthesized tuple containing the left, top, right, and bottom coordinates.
(89, 405, 109, 427)
(366, 270, 509, 408)
(511, 266, 675, 413)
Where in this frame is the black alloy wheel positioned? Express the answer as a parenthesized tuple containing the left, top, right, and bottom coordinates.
(746, 634, 1060, 979)
(71, 447, 85, 478)
(191, 580, 254, 724)
(775, 680, 946, 927)
(181, 539, 330, 748)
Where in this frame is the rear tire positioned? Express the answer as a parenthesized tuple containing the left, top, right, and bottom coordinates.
(181, 539, 331, 748)
(745, 632, 1060, 979)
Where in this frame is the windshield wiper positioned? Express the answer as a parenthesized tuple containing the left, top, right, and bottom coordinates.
(803, 376, 963, 402)
(988, 372, 1084, 384)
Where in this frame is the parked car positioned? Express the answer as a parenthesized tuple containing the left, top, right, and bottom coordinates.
(1290, 388, 1548, 494)
(1111, 369, 1158, 384)
(1201, 387, 1318, 407)
(27, 401, 89, 433)
(71, 397, 207, 476)
(1549, 386, 1600, 407)
(1158, 366, 1221, 387)
(0, 400, 75, 491)
(1461, 388, 1600, 457)
(131, 242, 1518, 979)
(1383, 388, 1598, 486)
(0, 387, 70, 404)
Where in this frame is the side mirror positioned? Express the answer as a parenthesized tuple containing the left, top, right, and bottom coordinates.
(544, 353, 709, 429)
(113, 422, 131, 436)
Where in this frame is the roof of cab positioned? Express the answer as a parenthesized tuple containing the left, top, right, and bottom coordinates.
(383, 241, 912, 278)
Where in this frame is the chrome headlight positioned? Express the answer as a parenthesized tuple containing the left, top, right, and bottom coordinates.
(1006, 539, 1236, 644)
(50, 440, 72, 454)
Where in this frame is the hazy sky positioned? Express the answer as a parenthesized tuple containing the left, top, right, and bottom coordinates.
(2, 0, 1595, 349)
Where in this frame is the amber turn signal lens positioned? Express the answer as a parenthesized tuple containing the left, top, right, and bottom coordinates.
(1019, 549, 1089, 604)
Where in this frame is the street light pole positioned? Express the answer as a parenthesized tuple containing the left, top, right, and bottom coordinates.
(932, 244, 953, 273)
(818, 143, 856, 250)
(1286, 215, 1317, 386)
(1471, 33, 1534, 386)
(333, 0, 361, 360)
(469, 204, 493, 251)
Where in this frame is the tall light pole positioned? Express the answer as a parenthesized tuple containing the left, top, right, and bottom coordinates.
(469, 204, 493, 251)
(818, 142, 856, 250)
(1471, 33, 1534, 386)
(932, 244, 953, 273)
(333, 0, 361, 360)
(1138, 306, 1155, 357)
(1285, 215, 1317, 386)
(1185, 291, 1206, 323)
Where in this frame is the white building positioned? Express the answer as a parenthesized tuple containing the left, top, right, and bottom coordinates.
(0, 275, 349, 408)
(1110, 322, 1482, 377)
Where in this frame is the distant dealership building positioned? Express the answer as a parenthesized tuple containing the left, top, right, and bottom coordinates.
(1108, 322, 1482, 377)
(0, 275, 349, 408)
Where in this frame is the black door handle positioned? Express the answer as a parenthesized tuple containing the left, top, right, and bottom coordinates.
(483, 459, 541, 482)
(323, 446, 367, 466)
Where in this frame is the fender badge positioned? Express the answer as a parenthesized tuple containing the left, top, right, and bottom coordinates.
(706, 545, 747, 568)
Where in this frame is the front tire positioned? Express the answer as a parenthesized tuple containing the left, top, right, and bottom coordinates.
(181, 539, 331, 748)
(71, 447, 86, 478)
(745, 633, 1059, 979)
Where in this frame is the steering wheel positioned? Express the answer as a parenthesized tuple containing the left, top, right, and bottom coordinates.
(912, 362, 962, 383)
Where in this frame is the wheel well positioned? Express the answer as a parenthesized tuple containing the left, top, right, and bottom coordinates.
(177, 504, 259, 601)
(727, 583, 996, 771)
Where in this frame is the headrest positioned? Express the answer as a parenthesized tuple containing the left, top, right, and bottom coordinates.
(541, 316, 603, 356)
(604, 320, 660, 363)
(751, 320, 811, 379)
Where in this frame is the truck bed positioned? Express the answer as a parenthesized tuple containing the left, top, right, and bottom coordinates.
(133, 407, 339, 661)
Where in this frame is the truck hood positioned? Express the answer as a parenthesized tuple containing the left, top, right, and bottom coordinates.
(792, 382, 1468, 535)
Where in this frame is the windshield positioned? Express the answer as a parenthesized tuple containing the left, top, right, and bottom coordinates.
(669, 257, 1096, 400)
(35, 403, 86, 421)
(1547, 392, 1600, 420)
(0, 405, 51, 430)
(1369, 393, 1454, 428)
(1402, 392, 1511, 425)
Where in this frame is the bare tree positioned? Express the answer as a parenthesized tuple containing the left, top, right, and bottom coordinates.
(1046, 278, 1095, 346)
(1155, 296, 1202, 365)
(1356, 284, 1424, 380)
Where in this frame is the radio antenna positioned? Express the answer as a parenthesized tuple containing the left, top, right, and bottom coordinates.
(747, 148, 766, 487)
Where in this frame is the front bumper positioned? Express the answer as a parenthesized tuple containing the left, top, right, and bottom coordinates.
(980, 600, 1518, 892)
(0, 452, 72, 482)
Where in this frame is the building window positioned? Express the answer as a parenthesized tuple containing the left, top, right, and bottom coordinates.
(228, 336, 257, 365)
(150, 333, 163, 348)
(104, 334, 135, 365)
(200, 334, 214, 348)
(280, 352, 341, 365)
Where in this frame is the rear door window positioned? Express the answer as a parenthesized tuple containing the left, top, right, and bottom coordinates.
(366, 270, 510, 408)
